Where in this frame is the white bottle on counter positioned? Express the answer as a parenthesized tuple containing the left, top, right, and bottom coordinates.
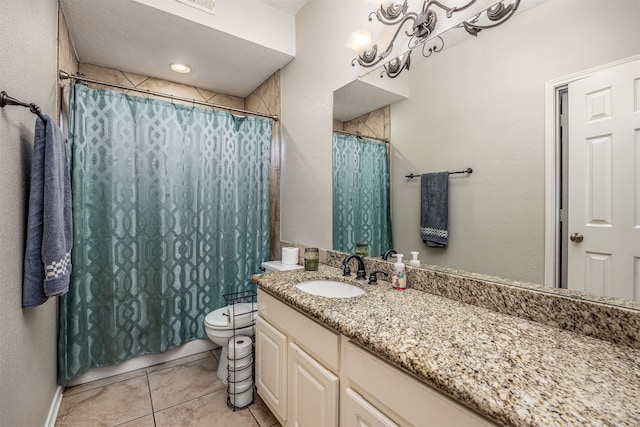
(392, 254, 406, 290)
(409, 251, 421, 267)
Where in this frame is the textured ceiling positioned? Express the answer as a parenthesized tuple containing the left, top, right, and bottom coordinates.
(61, 0, 309, 97)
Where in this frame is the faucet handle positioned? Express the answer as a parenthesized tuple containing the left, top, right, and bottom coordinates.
(343, 263, 352, 277)
(368, 270, 389, 285)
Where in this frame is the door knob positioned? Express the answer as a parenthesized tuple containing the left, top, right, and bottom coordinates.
(570, 233, 584, 243)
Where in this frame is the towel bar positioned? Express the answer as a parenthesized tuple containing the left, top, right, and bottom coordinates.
(405, 168, 472, 179)
(0, 90, 45, 120)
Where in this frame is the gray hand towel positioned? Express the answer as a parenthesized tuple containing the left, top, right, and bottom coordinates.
(420, 172, 449, 248)
(23, 115, 72, 308)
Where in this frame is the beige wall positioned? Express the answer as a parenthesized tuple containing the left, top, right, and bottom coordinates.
(280, 1, 368, 250)
(0, 0, 61, 425)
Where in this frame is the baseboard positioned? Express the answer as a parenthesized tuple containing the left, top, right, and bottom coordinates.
(67, 339, 217, 386)
(45, 385, 63, 427)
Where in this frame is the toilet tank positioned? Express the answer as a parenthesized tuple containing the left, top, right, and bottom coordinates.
(261, 261, 304, 273)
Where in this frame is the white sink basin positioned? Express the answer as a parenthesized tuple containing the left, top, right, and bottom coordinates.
(295, 280, 365, 298)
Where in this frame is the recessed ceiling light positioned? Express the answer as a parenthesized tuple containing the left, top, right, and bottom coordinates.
(170, 63, 191, 73)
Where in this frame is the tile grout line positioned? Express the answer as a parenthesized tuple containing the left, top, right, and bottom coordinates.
(247, 402, 261, 427)
(145, 367, 158, 426)
(150, 385, 230, 414)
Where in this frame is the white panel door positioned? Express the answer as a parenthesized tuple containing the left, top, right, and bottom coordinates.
(567, 59, 640, 300)
(255, 316, 288, 423)
(288, 342, 339, 427)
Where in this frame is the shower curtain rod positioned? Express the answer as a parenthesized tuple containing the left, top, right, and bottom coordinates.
(58, 70, 278, 121)
(333, 129, 389, 143)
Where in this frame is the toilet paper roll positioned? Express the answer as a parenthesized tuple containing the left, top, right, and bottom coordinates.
(229, 355, 253, 370)
(281, 247, 299, 265)
(224, 303, 256, 328)
(230, 385, 254, 408)
(227, 335, 252, 359)
(230, 376, 254, 394)
(228, 363, 253, 383)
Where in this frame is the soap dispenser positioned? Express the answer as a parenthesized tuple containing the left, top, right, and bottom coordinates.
(392, 254, 406, 290)
(409, 251, 421, 267)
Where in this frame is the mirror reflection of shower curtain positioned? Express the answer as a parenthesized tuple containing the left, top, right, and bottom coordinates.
(332, 133, 393, 257)
(58, 84, 272, 386)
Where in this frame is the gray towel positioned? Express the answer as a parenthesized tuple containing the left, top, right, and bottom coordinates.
(23, 115, 72, 308)
(420, 172, 449, 248)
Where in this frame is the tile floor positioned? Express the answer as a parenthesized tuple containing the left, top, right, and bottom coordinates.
(55, 349, 280, 427)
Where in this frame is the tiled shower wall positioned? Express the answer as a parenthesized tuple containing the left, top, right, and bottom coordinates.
(342, 105, 390, 141)
(333, 105, 391, 142)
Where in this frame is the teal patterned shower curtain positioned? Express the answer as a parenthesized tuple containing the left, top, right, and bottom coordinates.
(58, 84, 272, 385)
(333, 133, 392, 257)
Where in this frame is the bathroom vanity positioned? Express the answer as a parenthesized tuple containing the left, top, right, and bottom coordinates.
(252, 259, 640, 426)
(256, 289, 495, 426)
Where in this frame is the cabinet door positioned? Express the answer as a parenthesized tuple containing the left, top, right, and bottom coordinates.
(256, 316, 288, 423)
(343, 388, 399, 427)
(289, 342, 339, 427)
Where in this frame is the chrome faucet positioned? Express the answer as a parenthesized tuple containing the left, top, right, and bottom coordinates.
(381, 249, 397, 260)
(342, 254, 367, 280)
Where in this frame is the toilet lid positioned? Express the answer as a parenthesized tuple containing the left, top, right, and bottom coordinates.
(205, 306, 229, 328)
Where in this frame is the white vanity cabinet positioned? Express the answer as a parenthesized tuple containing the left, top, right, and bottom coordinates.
(256, 289, 498, 427)
(256, 290, 340, 426)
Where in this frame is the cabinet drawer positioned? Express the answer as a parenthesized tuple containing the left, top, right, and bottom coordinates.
(258, 290, 340, 371)
(345, 342, 497, 426)
(343, 387, 399, 427)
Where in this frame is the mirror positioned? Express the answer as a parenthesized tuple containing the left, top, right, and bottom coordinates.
(333, 0, 640, 304)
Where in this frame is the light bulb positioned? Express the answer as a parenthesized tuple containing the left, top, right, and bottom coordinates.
(346, 29, 373, 55)
(170, 63, 191, 74)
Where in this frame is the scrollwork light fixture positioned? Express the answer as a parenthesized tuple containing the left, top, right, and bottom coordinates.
(462, 0, 521, 35)
(350, 0, 521, 78)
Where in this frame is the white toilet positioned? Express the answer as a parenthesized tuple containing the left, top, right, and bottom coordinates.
(203, 260, 303, 383)
(204, 303, 257, 383)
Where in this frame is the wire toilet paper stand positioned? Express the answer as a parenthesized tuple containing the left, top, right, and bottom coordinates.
(223, 290, 257, 410)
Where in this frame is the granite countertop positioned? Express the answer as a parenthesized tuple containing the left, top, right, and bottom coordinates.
(251, 265, 640, 427)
